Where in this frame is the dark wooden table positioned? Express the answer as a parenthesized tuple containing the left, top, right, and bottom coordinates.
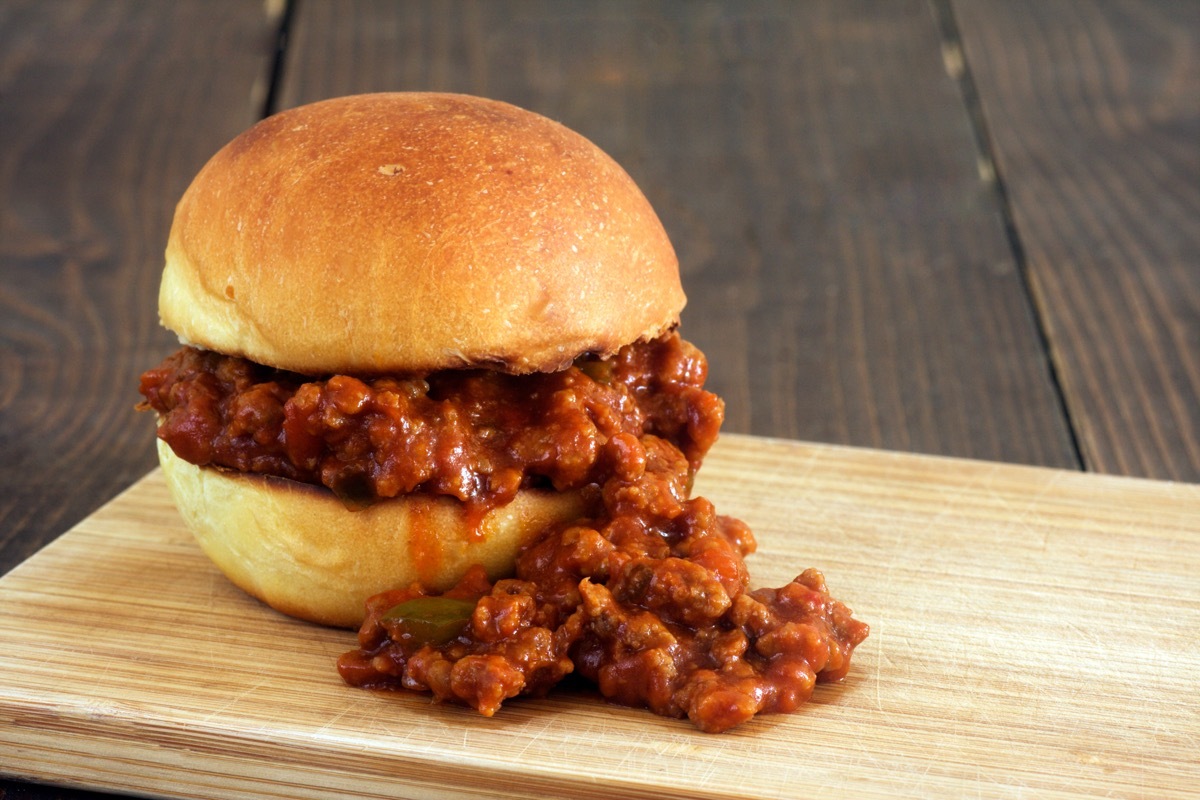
(2, 1, 1196, 797)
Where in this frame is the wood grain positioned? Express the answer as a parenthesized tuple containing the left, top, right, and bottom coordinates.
(277, 0, 1079, 470)
(952, 0, 1200, 481)
(0, 1, 278, 573)
(4, 2, 1197, 797)
(0, 8, 277, 793)
(1, 434, 1196, 799)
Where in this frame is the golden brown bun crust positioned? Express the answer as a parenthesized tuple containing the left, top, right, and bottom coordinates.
(157, 440, 586, 628)
(160, 92, 684, 375)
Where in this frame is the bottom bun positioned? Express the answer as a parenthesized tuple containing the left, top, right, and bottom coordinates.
(157, 439, 586, 628)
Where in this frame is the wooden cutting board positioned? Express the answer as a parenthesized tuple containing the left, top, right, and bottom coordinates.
(1, 434, 1196, 799)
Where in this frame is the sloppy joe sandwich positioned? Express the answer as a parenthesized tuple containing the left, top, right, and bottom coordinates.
(139, 92, 867, 732)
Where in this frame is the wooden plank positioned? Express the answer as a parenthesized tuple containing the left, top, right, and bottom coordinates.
(951, 0, 1200, 481)
(0, 0, 278, 575)
(0, 3, 281, 796)
(277, 0, 1080, 469)
(1, 434, 1197, 799)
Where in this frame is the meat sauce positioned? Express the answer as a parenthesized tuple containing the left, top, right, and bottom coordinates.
(139, 333, 719, 521)
(139, 333, 868, 732)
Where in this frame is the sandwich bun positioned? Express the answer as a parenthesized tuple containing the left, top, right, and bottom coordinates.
(152, 92, 684, 627)
(158, 440, 585, 629)
(159, 92, 684, 375)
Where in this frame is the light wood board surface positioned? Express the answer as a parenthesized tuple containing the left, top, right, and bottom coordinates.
(1, 434, 1196, 799)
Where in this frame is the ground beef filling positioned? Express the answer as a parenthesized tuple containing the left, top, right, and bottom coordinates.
(139, 332, 868, 732)
(139, 332, 721, 520)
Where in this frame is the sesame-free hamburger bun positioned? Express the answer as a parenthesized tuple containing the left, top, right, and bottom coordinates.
(159, 92, 683, 376)
(145, 93, 686, 628)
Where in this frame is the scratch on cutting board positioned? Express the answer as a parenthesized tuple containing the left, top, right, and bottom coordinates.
(689, 738, 733, 787)
(200, 676, 271, 723)
(312, 704, 355, 736)
(510, 717, 554, 760)
(873, 623, 887, 713)
(605, 727, 719, 781)
(978, 465, 1069, 537)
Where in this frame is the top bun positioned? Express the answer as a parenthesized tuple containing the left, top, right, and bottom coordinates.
(159, 92, 684, 375)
